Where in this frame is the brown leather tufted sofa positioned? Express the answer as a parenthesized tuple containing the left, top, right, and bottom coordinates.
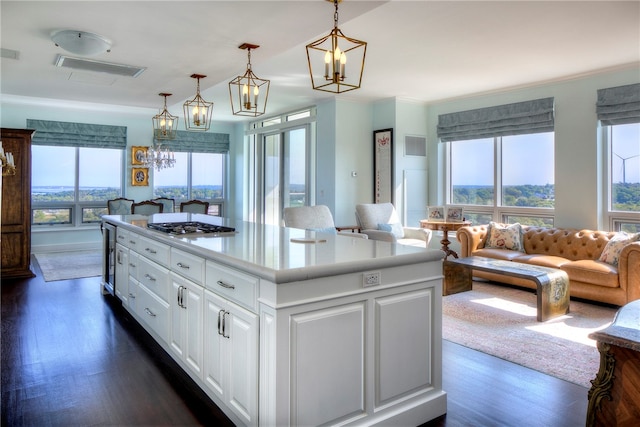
(456, 224, 640, 306)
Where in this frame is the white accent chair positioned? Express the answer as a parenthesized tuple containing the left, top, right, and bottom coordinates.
(283, 205, 368, 239)
(355, 202, 432, 247)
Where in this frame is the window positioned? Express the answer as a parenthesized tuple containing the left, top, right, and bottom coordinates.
(449, 132, 555, 226)
(153, 152, 226, 215)
(32, 146, 123, 226)
(606, 122, 640, 232)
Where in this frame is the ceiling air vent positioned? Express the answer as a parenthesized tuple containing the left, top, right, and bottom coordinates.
(54, 55, 146, 78)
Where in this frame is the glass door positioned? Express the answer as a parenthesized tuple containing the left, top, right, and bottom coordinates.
(261, 126, 309, 225)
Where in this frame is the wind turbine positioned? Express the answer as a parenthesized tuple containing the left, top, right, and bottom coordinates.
(613, 153, 640, 184)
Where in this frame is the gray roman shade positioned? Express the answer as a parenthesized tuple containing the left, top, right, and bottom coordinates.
(154, 130, 229, 153)
(27, 119, 127, 149)
(596, 83, 640, 126)
(437, 97, 555, 142)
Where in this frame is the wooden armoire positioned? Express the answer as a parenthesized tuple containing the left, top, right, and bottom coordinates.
(1, 128, 35, 279)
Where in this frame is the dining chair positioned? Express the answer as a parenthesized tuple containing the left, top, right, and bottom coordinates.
(131, 200, 164, 215)
(107, 197, 134, 215)
(283, 205, 367, 239)
(153, 197, 175, 213)
(180, 199, 210, 214)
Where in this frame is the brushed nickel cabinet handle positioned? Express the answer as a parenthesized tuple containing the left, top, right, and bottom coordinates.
(217, 280, 235, 290)
(144, 308, 156, 317)
(177, 262, 190, 269)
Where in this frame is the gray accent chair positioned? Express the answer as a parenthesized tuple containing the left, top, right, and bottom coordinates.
(283, 205, 367, 239)
(355, 202, 431, 247)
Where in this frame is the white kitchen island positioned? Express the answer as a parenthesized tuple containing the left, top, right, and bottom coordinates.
(102, 213, 447, 426)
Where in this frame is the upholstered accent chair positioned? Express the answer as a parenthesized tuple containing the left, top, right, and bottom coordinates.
(355, 203, 431, 247)
(107, 197, 134, 215)
(131, 200, 164, 215)
(180, 199, 210, 214)
(283, 205, 368, 239)
(153, 197, 175, 213)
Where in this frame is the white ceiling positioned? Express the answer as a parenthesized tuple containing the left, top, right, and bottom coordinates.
(2, 1, 639, 122)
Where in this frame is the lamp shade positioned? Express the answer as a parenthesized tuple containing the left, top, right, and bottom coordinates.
(51, 30, 112, 56)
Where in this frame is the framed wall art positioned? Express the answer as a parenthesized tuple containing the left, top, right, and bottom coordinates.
(374, 128, 393, 203)
(131, 146, 148, 165)
(131, 167, 149, 186)
(427, 206, 444, 221)
(446, 207, 464, 222)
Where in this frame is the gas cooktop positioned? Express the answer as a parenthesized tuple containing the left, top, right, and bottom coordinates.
(147, 221, 236, 235)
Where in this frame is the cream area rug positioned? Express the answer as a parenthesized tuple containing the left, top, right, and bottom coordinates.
(442, 281, 617, 388)
(34, 251, 103, 282)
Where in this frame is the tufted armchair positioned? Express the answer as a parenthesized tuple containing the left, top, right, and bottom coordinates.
(355, 203, 432, 247)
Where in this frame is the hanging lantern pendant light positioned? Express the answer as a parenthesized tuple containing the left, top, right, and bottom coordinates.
(229, 43, 270, 117)
(183, 74, 213, 131)
(152, 93, 178, 140)
(306, 0, 367, 93)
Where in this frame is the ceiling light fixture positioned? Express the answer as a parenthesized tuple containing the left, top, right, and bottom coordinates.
(183, 74, 213, 132)
(51, 30, 112, 56)
(306, 0, 367, 94)
(228, 43, 270, 117)
(152, 93, 178, 140)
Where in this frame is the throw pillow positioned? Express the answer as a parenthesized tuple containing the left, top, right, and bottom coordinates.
(485, 222, 525, 252)
(598, 232, 640, 267)
(309, 227, 337, 235)
(378, 222, 405, 239)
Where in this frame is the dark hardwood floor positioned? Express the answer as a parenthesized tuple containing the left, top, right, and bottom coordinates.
(2, 257, 590, 426)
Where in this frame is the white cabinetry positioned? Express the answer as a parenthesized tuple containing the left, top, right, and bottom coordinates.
(114, 242, 129, 303)
(169, 272, 204, 379)
(204, 288, 258, 426)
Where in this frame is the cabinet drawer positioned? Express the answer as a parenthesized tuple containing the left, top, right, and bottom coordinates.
(205, 261, 258, 312)
(171, 248, 205, 285)
(116, 227, 129, 246)
(126, 277, 139, 313)
(138, 235, 170, 267)
(136, 283, 170, 344)
(138, 256, 170, 302)
(124, 231, 141, 251)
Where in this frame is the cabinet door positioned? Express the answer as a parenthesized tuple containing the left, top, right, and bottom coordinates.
(169, 273, 204, 379)
(203, 289, 258, 425)
(226, 300, 258, 426)
(115, 244, 128, 303)
(203, 290, 226, 398)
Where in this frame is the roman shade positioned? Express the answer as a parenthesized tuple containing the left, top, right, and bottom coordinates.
(154, 130, 229, 153)
(27, 119, 127, 149)
(596, 83, 640, 126)
(437, 97, 555, 142)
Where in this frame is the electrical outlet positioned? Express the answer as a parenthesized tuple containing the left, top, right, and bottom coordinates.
(363, 271, 381, 287)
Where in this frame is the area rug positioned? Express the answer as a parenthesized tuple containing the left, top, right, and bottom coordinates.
(442, 281, 617, 388)
(34, 251, 103, 282)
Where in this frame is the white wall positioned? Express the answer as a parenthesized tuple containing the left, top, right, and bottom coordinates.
(425, 66, 640, 230)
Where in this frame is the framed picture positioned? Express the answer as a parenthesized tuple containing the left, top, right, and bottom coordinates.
(131, 167, 149, 186)
(427, 206, 444, 221)
(374, 128, 393, 203)
(446, 207, 464, 222)
(131, 146, 148, 165)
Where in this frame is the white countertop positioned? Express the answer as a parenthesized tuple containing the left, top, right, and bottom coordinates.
(104, 213, 444, 283)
